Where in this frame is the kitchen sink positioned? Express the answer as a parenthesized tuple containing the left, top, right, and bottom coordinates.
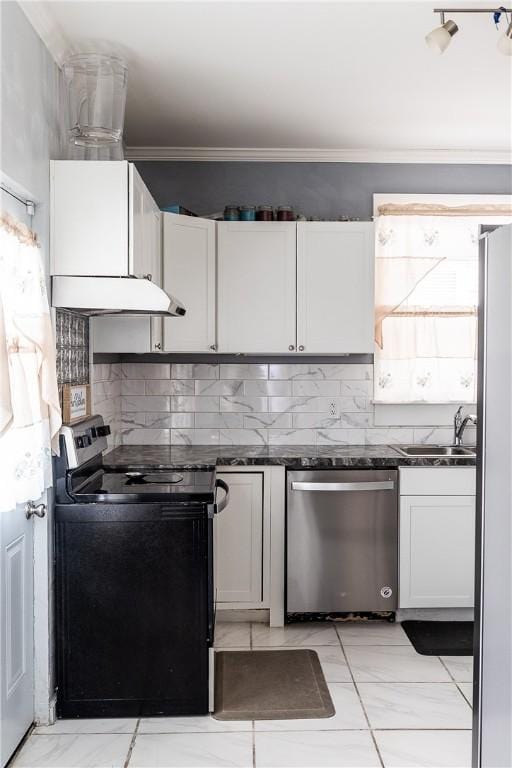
(394, 445, 477, 458)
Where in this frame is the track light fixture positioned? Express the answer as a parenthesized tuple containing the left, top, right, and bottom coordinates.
(426, 7, 512, 55)
(426, 12, 459, 53)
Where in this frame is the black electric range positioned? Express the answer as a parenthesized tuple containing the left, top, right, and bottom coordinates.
(54, 415, 229, 719)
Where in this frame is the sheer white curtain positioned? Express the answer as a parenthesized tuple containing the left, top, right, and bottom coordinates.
(0, 215, 61, 512)
(374, 214, 481, 404)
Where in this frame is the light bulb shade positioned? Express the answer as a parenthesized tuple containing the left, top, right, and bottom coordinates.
(425, 20, 459, 53)
(497, 22, 512, 55)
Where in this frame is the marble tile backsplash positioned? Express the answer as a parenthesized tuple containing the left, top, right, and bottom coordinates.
(92, 363, 122, 450)
(91, 362, 476, 447)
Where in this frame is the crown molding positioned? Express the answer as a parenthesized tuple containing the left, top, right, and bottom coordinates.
(18, 1, 69, 66)
(124, 145, 512, 164)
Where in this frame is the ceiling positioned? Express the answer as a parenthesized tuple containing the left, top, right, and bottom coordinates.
(21, 1, 512, 162)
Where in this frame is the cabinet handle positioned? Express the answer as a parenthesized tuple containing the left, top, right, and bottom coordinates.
(209, 344, 217, 351)
(143, 273, 152, 281)
(288, 345, 295, 351)
(154, 342, 162, 350)
(298, 345, 305, 352)
(26, 502, 46, 519)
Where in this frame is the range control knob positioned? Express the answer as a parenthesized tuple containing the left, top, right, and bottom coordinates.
(96, 425, 111, 437)
(74, 436, 84, 449)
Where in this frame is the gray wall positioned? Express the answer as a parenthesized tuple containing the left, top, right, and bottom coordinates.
(135, 161, 512, 219)
(1, 2, 65, 274)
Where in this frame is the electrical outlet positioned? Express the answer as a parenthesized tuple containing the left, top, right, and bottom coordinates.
(329, 401, 338, 417)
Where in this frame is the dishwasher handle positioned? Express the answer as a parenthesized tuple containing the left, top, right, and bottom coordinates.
(290, 480, 395, 492)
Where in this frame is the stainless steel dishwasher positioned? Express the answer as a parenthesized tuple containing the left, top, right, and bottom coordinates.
(287, 469, 398, 614)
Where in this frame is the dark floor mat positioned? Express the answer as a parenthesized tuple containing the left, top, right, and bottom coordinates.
(402, 621, 474, 655)
(213, 649, 335, 720)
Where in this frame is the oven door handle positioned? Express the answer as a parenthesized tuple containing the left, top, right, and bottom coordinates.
(290, 481, 395, 492)
(215, 478, 230, 513)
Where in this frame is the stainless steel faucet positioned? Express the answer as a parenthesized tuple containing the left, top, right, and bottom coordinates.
(453, 405, 477, 446)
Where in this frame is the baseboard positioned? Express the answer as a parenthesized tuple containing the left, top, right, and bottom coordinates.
(216, 608, 270, 623)
(397, 608, 474, 622)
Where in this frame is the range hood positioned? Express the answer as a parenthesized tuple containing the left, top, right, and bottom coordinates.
(51, 276, 186, 317)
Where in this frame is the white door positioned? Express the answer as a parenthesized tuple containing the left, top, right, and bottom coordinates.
(399, 495, 475, 608)
(297, 222, 374, 353)
(163, 214, 216, 352)
(214, 473, 263, 605)
(217, 222, 296, 353)
(1, 502, 35, 766)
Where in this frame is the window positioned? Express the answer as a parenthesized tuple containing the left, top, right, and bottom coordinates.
(374, 202, 511, 404)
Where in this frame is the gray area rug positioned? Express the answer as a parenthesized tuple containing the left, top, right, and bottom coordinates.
(213, 649, 335, 720)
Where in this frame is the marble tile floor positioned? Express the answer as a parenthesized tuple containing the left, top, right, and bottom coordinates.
(11, 621, 473, 768)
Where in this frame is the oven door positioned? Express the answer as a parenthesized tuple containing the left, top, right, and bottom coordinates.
(55, 500, 212, 717)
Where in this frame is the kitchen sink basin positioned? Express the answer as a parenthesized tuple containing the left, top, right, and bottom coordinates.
(394, 445, 477, 458)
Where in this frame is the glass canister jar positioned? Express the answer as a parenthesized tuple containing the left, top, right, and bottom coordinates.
(256, 205, 274, 221)
(239, 205, 256, 221)
(223, 205, 239, 221)
(277, 206, 294, 221)
(63, 53, 128, 147)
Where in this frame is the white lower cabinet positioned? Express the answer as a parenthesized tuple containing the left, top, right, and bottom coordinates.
(399, 468, 476, 609)
(214, 472, 264, 606)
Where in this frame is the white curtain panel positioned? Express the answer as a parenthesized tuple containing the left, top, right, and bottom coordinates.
(374, 214, 480, 405)
(0, 216, 61, 512)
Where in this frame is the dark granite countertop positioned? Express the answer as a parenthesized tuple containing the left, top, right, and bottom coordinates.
(105, 445, 477, 470)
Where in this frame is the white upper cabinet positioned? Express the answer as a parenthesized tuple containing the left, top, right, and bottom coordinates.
(163, 213, 216, 352)
(50, 160, 161, 282)
(129, 164, 162, 280)
(217, 222, 297, 353)
(92, 315, 162, 353)
(296, 222, 374, 354)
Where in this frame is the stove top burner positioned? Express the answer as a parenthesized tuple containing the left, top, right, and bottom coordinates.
(125, 472, 184, 485)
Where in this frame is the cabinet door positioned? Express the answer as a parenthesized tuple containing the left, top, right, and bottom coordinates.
(129, 164, 161, 280)
(400, 495, 475, 608)
(297, 222, 374, 353)
(50, 160, 129, 276)
(217, 222, 296, 353)
(92, 316, 162, 353)
(163, 214, 216, 352)
(214, 473, 263, 605)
